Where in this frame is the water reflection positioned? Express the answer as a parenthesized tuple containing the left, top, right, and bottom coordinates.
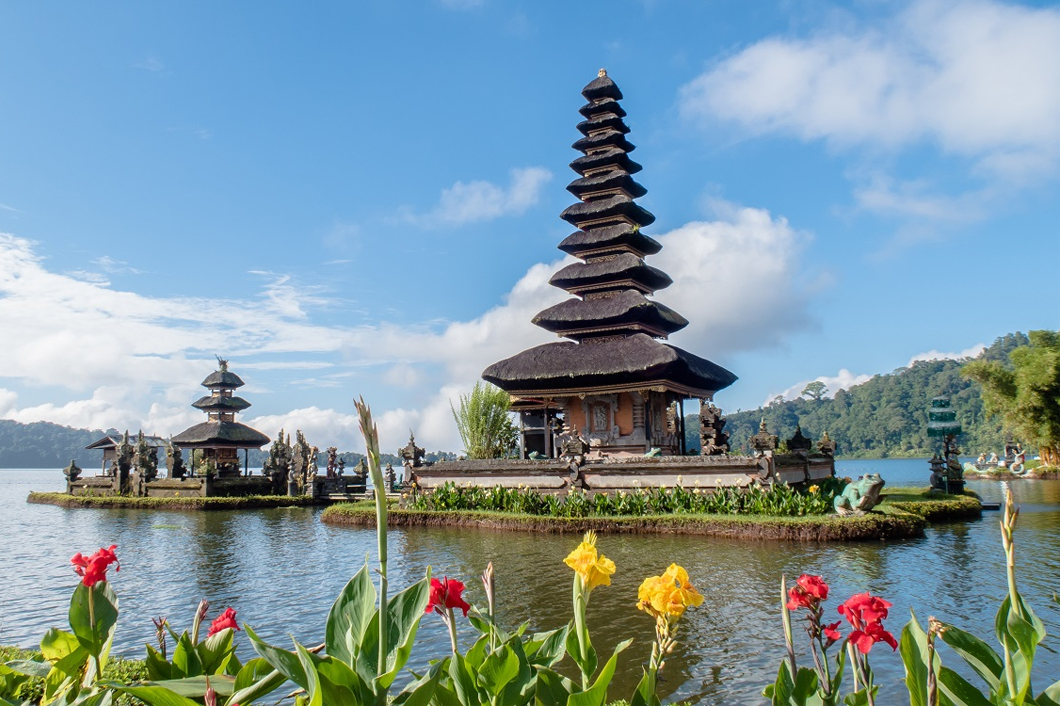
(4, 469, 1060, 703)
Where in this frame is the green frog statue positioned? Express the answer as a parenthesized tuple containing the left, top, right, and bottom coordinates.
(834, 473, 886, 516)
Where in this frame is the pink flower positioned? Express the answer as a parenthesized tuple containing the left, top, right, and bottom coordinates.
(837, 592, 896, 654)
(823, 621, 842, 642)
(207, 607, 240, 637)
(71, 545, 120, 587)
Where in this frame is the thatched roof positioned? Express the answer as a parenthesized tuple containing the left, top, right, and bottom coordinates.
(550, 253, 672, 294)
(532, 290, 688, 339)
(483, 333, 737, 397)
(201, 370, 245, 389)
(566, 171, 647, 200)
(576, 114, 630, 136)
(560, 194, 655, 228)
(570, 148, 642, 176)
(171, 420, 270, 448)
(582, 74, 624, 101)
(191, 395, 251, 412)
(578, 97, 626, 119)
(557, 223, 661, 257)
(571, 130, 635, 153)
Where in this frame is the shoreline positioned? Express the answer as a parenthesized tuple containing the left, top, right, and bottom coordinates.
(26, 492, 328, 511)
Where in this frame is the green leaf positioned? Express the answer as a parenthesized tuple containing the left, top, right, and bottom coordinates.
(1036, 678, 1060, 706)
(527, 626, 568, 668)
(293, 642, 324, 706)
(325, 564, 377, 667)
(144, 646, 172, 682)
(564, 623, 597, 683)
(477, 645, 520, 697)
(392, 661, 442, 706)
(227, 659, 285, 706)
(110, 686, 201, 706)
(898, 611, 937, 706)
(197, 628, 234, 675)
(7, 659, 52, 679)
(170, 633, 201, 680)
(40, 628, 88, 680)
(939, 623, 1003, 693)
(567, 638, 630, 706)
(381, 577, 430, 683)
(842, 690, 870, 706)
(629, 667, 660, 706)
(448, 652, 483, 706)
(144, 676, 235, 698)
(244, 625, 308, 690)
(937, 667, 993, 706)
(534, 667, 574, 706)
(68, 583, 119, 668)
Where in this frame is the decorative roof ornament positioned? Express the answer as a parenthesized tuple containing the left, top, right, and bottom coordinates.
(750, 418, 778, 453)
(598, 68, 607, 78)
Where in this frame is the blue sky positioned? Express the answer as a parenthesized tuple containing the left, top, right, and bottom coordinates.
(0, 0, 1057, 454)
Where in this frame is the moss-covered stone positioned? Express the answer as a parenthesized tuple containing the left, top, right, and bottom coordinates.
(26, 492, 324, 511)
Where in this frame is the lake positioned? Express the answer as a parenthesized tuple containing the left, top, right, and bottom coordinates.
(2, 460, 1059, 705)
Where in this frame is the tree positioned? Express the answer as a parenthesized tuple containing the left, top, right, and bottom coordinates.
(451, 382, 519, 459)
(962, 330, 1060, 466)
(801, 381, 828, 401)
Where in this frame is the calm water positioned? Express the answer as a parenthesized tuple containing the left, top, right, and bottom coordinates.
(3, 462, 1060, 705)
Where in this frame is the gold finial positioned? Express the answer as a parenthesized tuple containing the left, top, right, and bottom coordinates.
(598, 68, 607, 78)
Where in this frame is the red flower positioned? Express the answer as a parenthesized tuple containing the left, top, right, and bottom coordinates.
(837, 592, 892, 629)
(823, 621, 842, 642)
(786, 574, 829, 611)
(837, 592, 896, 654)
(207, 607, 240, 637)
(71, 545, 120, 587)
(426, 577, 471, 617)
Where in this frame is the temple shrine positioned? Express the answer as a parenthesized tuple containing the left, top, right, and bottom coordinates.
(408, 71, 834, 492)
(483, 69, 736, 459)
(172, 358, 270, 476)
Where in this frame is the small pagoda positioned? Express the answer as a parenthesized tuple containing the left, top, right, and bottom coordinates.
(483, 70, 737, 458)
(927, 395, 963, 492)
(172, 358, 270, 477)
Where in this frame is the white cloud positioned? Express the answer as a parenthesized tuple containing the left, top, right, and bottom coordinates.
(0, 202, 818, 451)
(908, 343, 986, 367)
(681, 0, 1060, 168)
(766, 369, 874, 406)
(93, 255, 143, 275)
(407, 167, 552, 226)
(134, 56, 166, 72)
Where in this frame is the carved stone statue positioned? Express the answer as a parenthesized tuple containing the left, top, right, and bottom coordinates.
(399, 432, 425, 468)
(817, 431, 837, 457)
(786, 425, 813, 454)
(385, 462, 397, 492)
(263, 430, 292, 484)
(750, 418, 778, 455)
(326, 446, 339, 478)
(834, 474, 886, 516)
(134, 430, 159, 483)
(698, 401, 729, 455)
(63, 459, 82, 483)
(165, 438, 187, 479)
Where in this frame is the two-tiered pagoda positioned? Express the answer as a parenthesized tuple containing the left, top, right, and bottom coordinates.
(483, 70, 737, 457)
(172, 358, 270, 476)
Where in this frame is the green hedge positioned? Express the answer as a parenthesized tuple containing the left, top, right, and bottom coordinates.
(0, 646, 147, 705)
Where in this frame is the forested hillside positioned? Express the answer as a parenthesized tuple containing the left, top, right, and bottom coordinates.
(0, 420, 113, 468)
(687, 333, 1030, 459)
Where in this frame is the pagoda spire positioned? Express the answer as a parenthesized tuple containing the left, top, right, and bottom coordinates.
(531, 70, 688, 342)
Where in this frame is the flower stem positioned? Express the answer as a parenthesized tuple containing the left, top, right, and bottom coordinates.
(572, 574, 590, 689)
(87, 587, 102, 683)
(445, 609, 459, 654)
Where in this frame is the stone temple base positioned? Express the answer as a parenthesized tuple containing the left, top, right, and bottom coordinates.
(407, 453, 834, 494)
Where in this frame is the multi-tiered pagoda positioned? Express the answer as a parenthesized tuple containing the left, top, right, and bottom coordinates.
(483, 70, 737, 458)
(172, 358, 270, 476)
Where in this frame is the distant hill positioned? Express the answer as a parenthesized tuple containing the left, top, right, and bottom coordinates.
(0, 418, 457, 470)
(686, 333, 1030, 459)
(0, 420, 114, 469)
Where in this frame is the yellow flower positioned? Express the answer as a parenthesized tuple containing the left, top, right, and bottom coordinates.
(808, 485, 819, 494)
(637, 563, 704, 620)
(564, 530, 616, 592)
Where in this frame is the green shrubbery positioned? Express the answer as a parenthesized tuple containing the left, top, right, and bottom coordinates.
(406, 478, 844, 518)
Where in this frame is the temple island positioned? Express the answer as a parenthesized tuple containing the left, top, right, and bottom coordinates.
(59, 359, 378, 502)
(404, 71, 836, 493)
